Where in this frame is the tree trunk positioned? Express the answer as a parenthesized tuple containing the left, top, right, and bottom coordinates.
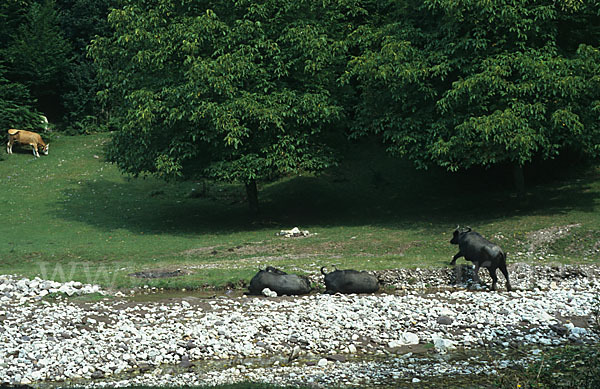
(245, 179, 259, 215)
(513, 163, 525, 197)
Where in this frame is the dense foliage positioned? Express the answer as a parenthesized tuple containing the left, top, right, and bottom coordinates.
(346, 0, 600, 192)
(89, 0, 355, 211)
(0, 65, 41, 131)
(0, 0, 112, 131)
(2, 0, 600, 208)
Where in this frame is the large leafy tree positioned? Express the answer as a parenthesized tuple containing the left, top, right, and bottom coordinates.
(347, 0, 600, 193)
(90, 0, 352, 213)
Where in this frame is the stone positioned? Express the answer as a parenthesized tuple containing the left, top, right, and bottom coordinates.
(179, 355, 193, 368)
(92, 370, 104, 379)
(0, 269, 598, 387)
(261, 288, 277, 298)
(549, 324, 568, 336)
(326, 355, 346, 363)
(400, 332, 419, 345)
(432, 335, 456, 352)
(288, 346, 301, 362)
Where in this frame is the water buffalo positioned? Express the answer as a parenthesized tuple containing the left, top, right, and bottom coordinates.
(450, 226, 512, 291)
(321, 266, 379, 294)
(247, 266, 311, 296)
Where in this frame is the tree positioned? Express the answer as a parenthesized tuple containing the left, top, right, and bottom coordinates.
(56, 0, 114, 132)
(3, 0, 72, 121)
(346, 0, 600, 194)
(1, 0, 113, 131)
(0, 1, 45, 132)
(90, 0, 352, 213)
(0, 1, 30, 51)
(0, 65, 42, 131)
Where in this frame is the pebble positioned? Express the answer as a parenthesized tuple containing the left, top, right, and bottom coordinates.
(0, 264, 599, 388)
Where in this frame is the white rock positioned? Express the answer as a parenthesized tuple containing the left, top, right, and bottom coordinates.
(0, 269, 597, 387)
(261, 288, 277, 298)
(573, 327, 588, 335)
(400, 332, 420, 345)
(432, 335, 456, 352)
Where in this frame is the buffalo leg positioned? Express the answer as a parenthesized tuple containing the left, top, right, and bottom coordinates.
(487, 267, 498, 291)
(472, 263, 482, 285)
(499, 262, 512, 291)
(450, 252, 462, 266)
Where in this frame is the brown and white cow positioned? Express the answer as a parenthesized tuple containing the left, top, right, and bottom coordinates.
(6, 129, 49, 158)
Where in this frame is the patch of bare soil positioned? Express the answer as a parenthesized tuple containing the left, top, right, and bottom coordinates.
(181, 239, 419, 261)
(178, 240, 419, 272)
(181, 246, 219, 256)
(128, 268, 192, 279)
(564, 230, 600, 257)
(525, 223, 581, 255)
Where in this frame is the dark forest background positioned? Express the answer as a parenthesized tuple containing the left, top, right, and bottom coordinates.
(1, 0, 599, 211)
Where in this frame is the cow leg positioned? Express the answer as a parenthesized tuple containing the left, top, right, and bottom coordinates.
(487, 267, 498, 291)
(6, 141, 12, 154)
(31, 144, 39, 158)
(499, 262, 512, 291)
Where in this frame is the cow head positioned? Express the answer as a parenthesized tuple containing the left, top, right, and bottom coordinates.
(41, 143, 49, 155)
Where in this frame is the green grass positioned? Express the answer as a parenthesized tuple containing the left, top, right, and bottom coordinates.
(1, 133, 599, 290)
(495, 344, 600, 389)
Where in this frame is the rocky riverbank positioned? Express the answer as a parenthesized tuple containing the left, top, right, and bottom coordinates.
(0, 264, 599, 388)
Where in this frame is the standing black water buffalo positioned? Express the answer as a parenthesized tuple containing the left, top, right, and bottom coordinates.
(450, 226, 512, 291)
(247, 266, 312, 296)
(321, 266, 379, 294)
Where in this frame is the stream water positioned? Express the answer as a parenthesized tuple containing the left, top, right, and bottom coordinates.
(44, 289, 568, 388)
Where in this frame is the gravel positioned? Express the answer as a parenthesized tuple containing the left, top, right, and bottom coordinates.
(1, 264, 599, 388)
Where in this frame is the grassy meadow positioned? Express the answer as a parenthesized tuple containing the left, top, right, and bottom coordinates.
(1, 132, 599, 290)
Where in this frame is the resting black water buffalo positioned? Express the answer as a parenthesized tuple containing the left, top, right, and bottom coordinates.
(321, 266, 379, 294)
(450, 226, 512, 291)
(247, 266, 311, 296)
